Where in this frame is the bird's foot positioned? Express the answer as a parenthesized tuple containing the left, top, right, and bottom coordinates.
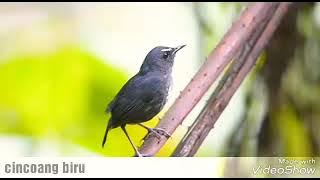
(141, 127, 171, 143)
(150, 127, 171, 139)
(138, 123, 171, 140)
(142, 127, 171, 140)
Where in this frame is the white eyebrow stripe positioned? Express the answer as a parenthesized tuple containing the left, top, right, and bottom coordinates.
(161, 48, 172, 52)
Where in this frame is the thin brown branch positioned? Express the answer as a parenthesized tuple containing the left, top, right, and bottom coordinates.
(171, 2, 293, 157)
(138, 2, 280, 156)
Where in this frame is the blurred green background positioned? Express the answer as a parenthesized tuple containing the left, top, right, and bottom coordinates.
(0, 2, 319, 162)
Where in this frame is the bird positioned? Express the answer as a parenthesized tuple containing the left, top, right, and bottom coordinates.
(102, 45, 186, 157)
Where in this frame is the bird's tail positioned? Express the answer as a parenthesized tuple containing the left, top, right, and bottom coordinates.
(102, 118, 112, 148)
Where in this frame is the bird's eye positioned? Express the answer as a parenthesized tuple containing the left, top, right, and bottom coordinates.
(163, 52, 169, 59)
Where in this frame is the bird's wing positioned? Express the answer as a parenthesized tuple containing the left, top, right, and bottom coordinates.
(109, 75, 161, 124)
(105, 75, 139, 114)
(105, 99, 114, 113)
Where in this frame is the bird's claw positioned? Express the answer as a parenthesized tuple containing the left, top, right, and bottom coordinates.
(142, 127, 171, 140)
(151, 128, 171, 139)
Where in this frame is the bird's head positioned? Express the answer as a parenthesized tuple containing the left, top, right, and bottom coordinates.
(139, 45, 186, 75)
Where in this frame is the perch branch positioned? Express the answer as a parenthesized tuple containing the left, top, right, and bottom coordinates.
(171, 2, 293, 157)
(171, 9, 271, 157)
(138, 2, 280, 156)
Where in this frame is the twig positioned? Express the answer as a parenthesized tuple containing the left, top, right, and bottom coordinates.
(171, 2, 293, 157)
(138, 2, 280, 156)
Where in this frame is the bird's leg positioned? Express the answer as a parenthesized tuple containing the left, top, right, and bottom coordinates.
(121, 125, 142, 157)
(121, 125, 150, 157)
(138, 123, 171, 139)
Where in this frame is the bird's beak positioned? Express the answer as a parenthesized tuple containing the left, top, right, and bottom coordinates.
(173, 45, 186, 54)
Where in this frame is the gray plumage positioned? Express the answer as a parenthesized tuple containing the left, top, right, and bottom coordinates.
(102, 45, 185, 156)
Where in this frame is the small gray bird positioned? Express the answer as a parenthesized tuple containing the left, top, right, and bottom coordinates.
(102, 45, 186, 157)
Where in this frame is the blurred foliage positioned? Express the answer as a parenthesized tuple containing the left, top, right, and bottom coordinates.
(0, 45, 161, 156)
(224, 2, 320, 160)
(195, 2, 245, 57)
(271, 101, 313, 157)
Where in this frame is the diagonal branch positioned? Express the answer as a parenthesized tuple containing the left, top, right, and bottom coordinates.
(138, 2, 280, 156)
(171, 2, 293, 157)
(171, 2, 275, 157)
(171, 18, 268, 157)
